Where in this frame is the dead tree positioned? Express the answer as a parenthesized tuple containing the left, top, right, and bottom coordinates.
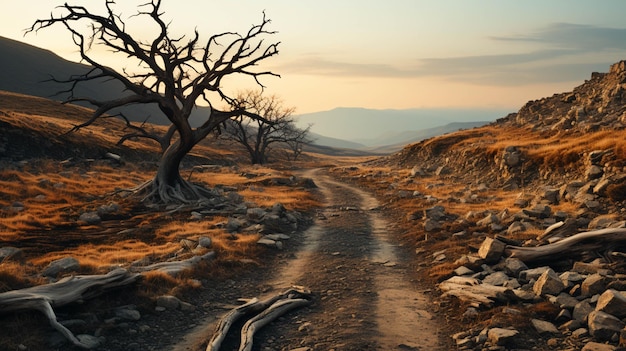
(221, 90, 310, 164)
(27, 0, 279, 204)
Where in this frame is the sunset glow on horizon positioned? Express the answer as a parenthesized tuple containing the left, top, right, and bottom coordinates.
(2, 0, 626, 114)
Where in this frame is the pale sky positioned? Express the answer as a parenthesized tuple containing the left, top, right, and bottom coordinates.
(2, 1, 626, 114)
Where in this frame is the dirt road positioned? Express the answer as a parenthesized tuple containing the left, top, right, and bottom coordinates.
(177, 169, 448, 350)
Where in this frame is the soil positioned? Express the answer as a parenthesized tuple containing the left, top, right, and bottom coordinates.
(173, 168, 452, 351)
(1, 168, 453, 351)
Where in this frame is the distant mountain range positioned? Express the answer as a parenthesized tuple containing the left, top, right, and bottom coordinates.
(0, 36, 512, 153)
(295, 107, 511, 148)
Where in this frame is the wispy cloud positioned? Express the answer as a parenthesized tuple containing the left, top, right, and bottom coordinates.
(491, 23, 626, 51)
(281, 23, 626, 86)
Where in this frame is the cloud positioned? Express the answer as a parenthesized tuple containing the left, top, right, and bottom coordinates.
(491, 23, 626, 51)
(280, 23, 626, 86)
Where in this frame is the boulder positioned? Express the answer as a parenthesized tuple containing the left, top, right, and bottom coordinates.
(581, 274, 607, 297)
(533, 268, 566, 296)
(78, 212, 101, 225)
(478, 237, 506, 263)
(531, 319, 559, 334)
(573, 301, 595, 323)
(595, 289, 626, 318)
(487, 328, 518, 346)
(43, 257, 80, 277)
(504, 257, 528, 278)
(581, 342, 616, 351)
(157, 295, 181, 310)
(588, 310, 625, 341)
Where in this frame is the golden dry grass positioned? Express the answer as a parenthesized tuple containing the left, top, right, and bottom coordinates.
(0, 90, 321, 294)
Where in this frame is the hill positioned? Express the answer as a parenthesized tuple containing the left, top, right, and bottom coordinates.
(295, 107, 510, 146)
(0, 36, 217, 127)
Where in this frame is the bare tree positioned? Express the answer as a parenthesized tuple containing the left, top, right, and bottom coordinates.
(27, 0, 279, 204)
(221, 90, 310, 164)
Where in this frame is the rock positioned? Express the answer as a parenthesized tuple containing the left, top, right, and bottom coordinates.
(554, 292, 580, 309)
(574, 262, 607, 275)
(573, 301, 595, 323)
(519, 266, 551, 281)
(533, 268, 566, 296)
(588, 310, 625, 341)
(478, 237, 506, 263)
(424, 205, 446, 220)
(246, 207, 266, 223)
(483, 272, 509, 286)
(595, 289, 626, 318)
(0, 246, 23, 262)
(198, 236, 212, 248)
(581, 341, 616, 351)
(531, 319, 559, 334)
(560, 271, 586, 288)
(504, 257, 528, 278)
(454, 266, 475, 276)
(487, 328, 518, 346)
(477, 213, 500, 226)
(257, 238, 277, 247)
(542, 188, 560, 204)
(423, 219, 442, 232)
(586, 165, 604, 180)
(79, 212, 101, 225)
(115, 308, 141, 321)
(156, 295, 181, 310)
(263, 234, 290, 241)
(97, 202, 120, 216)
(226, 217, 244, 232)
(581, 274, 607, 297)
(43, 257, 80, 277)
(507, 221, 526, 234)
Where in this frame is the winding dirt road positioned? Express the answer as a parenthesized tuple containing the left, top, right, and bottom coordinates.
(177, 169, 447, 350)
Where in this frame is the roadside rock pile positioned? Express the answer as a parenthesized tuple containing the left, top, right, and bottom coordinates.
(442, 227, 626, 351)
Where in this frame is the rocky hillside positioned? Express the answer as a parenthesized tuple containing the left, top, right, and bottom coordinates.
(351, 61, 626, 350)
(501, 60, 626, 133)
(377, 61, 626, 209)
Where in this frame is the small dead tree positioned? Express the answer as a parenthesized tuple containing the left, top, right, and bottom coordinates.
(27, 0, 279, 204)
(221, 90, 309, 164)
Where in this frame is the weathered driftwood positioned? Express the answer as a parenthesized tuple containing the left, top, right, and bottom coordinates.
(506, 228, 626, 263)
(207, 287, 313, 351)
(132, 251, 216, 276)
(0, 268, 140, 349)
(439, 276, 516, 308)
(239, 298, 311, 351)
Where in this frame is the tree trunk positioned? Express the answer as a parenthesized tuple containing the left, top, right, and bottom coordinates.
(138, 133, 214, 204)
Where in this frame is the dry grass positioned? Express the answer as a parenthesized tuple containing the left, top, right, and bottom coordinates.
(0, 91, 321, 296)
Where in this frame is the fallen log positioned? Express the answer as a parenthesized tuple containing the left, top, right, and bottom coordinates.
(132, 251, 215, 276)
(0, 268, 140, 349)
(207, 287, 313, 351)
(439, 276, 516, 308)
(506, 228, 626, 263)
(239, 297, 311, 351)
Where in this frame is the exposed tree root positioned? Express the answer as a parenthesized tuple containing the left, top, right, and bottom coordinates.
(0, 269, 140, 349)
(116, 177, 219, 206)
(207, 287, 313, 351)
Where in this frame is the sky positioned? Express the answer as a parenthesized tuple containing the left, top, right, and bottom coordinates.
(2, 0, 626, 115)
